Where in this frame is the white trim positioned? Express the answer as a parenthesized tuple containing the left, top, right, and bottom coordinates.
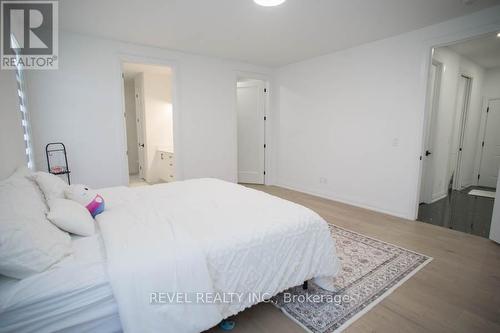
(275, 224, 433, 333)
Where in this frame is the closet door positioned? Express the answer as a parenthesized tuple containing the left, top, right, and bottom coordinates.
(237, 80, 265, 184)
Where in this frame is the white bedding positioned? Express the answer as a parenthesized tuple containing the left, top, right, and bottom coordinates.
(0, 234, 120, 333)
(0, 178, 339, 333)
(97, 178, 340, 333)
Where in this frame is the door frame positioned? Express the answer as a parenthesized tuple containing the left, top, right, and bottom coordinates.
(117, 54, 181, 185)
(413, 24, 500, 220)
(420, 60, 443, 204)
(234, 71, 271, 185)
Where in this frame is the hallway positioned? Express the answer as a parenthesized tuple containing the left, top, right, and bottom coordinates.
(418, 186, 495, 238)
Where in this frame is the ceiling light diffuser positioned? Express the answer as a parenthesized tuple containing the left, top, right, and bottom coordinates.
(254, 0, 286, 7)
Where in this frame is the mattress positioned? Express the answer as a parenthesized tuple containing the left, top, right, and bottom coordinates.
(0, 233, 121, 333)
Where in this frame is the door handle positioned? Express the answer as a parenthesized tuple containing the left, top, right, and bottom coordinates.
(139, 143, 144, 148)
(425, 150, 432, 156)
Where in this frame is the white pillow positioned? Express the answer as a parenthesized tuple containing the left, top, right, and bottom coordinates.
(0, 168, 72, 279)
(47, 199, 95, 236)
(33, 171, 68, 203)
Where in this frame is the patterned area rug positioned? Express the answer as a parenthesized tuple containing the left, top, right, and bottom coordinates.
(273, 224, 432, 333)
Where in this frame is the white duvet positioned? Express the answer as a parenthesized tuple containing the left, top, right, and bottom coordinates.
(97, 178, 339, 333)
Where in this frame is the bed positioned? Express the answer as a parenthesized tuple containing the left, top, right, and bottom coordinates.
(0, 234, 121, 332)
(0, 177, 339, 333)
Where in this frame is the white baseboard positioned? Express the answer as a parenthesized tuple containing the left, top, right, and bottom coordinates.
(275, 182, 412, 220)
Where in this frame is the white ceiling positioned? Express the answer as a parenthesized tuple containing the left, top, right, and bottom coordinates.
(448, 33, 500, 69)
(60, 0, 500, 67)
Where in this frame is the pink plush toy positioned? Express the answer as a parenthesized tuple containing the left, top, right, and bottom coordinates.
(65, 185, 105, 218)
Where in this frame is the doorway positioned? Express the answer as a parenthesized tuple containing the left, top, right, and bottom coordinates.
(236, 78, 267, 184)
(417, 32, 500, 239)
(478, 99, 500, 188)
(122, 62, 175, 186)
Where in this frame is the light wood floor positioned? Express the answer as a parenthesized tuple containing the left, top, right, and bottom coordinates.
(206, 185, 500, 333)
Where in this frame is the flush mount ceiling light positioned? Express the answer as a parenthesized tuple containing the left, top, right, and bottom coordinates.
(254, 0, 287, 7)
(497, 32, 500, 38)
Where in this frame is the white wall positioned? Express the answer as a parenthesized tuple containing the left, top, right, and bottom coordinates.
(25, 31, 272, 188)
(143, 71, 173, 183)
(0, 70, 26, 180)
(273, 7, 500, 219)
(18, 6, 500, 219)
(483, 67, 500, 99)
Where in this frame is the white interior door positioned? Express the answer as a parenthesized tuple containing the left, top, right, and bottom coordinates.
(489, 168, 500, 243)
(237, 80, 265, 184)
(479, 99, 500, 188)
(452, 75, 472, 190)
(134, 74, 147, 180)
(420, 63, 440, 204)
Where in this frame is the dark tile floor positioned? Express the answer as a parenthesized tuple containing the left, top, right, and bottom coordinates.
(418, 186, 496, 238)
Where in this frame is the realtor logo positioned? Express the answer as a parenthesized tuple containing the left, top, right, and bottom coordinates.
(1, 0, 58, 69)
